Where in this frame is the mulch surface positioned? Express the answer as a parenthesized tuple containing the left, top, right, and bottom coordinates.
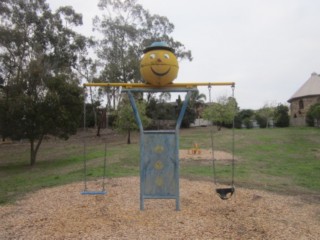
(1, 177, 319, 239)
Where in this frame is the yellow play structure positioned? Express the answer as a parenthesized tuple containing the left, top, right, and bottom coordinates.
(84, 42, 234, 89)
(82, 41, 236, 205)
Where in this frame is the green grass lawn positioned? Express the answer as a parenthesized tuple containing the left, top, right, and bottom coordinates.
(0, 127, 319, 204)
(181, 127, 320, 193)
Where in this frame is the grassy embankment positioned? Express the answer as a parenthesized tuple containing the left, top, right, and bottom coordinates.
(0, 127, 319, 204)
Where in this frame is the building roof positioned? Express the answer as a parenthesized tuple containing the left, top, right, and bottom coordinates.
(288, 72, 320, 102)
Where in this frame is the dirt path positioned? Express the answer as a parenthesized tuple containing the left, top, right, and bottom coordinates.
(180, 149, 234, 162)
(0, 177, 319, 239)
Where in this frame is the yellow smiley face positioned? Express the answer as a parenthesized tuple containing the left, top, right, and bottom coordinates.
(140, 48, 179, 86)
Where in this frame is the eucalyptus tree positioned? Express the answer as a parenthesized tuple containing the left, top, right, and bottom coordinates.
(255, 103, 275, 128)
(77, 55, 104, 130)
(203, 96, 237, 130)
(93, 0, 192, 109)
(0, 0, 91, 165)
(115, 96, 151, 144)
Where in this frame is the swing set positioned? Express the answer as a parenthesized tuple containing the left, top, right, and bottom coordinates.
(80, 41, 236, 208)
(208, 85, 236, 200)
(81, 82, 236, 202)
(81, 87, 109, 195)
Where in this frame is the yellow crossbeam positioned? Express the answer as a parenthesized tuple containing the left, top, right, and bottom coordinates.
(83, 82, 235, 88)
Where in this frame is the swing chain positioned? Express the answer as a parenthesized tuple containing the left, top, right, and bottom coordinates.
(82, 86, 108, 195)
(83, 86, 88, 192)
(208, 85, 217, 185)
(231, 85, 235, 187)
(101, 98, 109, 192)
(209, 84, 236, 200)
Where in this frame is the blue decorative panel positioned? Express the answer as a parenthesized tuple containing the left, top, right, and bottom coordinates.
(124, 89, 194, 210)
(142, 131, 177, 197)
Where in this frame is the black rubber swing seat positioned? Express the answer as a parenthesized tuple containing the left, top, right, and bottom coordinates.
(216, 187, 235, 200)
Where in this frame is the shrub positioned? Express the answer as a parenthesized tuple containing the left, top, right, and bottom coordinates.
(306, 103, 320, 127)
(274, 104, 290, 127)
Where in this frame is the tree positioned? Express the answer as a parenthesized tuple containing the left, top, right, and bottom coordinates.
(189, 90, 207, 119)
(115, 96, 151, 144)
(145, 94, 176, 129)
(0, 0, 89, 165)
(93, 0, 192, 106)
(255, 112, 268, 128)
(255, 104, 275, 128)
(76, 51, 103, 132)
(234, 109, 255, 129)
(146, 96, 158, 119)
(159, 92, 171, 103)
(203, 96, 236, 130)
(274, 104, 290, 127)
(306, 103, 320, 127)
(175, 95, 196, 128)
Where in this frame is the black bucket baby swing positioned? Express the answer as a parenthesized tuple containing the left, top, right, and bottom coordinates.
(208, 84, 236, 200)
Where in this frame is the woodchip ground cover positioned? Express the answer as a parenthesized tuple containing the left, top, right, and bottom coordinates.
(0, 127, 319, 239)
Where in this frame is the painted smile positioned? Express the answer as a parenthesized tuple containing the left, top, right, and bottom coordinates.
(151, 67, 171, 77)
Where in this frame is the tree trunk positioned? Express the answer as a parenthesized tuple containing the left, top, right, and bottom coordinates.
(97, 109, 107, 137)
(127, 129, 131, 144)
(30, 135, 44, 166)
(30, 140, 36, 166)
(96, 110, 102, 137)
(96, 124, 101, 137)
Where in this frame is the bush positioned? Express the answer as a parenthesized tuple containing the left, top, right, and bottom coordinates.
(243, 118, 253, 129)
(234, 109, 254, 129)
(306, 103, 320, 127)
(255, 115, 267, 128)
(274, 104, 290, 127)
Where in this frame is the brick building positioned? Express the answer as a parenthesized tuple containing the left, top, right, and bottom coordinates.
(288, 72, 320, 126)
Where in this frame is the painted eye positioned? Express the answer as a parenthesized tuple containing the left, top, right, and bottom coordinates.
(149, 53, 156, 59)
(164, 54, 170, 59)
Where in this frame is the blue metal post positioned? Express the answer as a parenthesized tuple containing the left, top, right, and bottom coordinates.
(127, 91, 145, 210)
(176, 91, 192, 130)
(174, 90, 192, 210)
(124, 88, 196, 211)
(127, 91, 143, 131)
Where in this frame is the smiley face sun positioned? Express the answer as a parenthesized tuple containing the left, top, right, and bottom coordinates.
(140, 42, 179, 86)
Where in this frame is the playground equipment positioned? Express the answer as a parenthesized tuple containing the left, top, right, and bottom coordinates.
(82, 42, 236, 209)
(188, 143, 202, 155)
(81, 89, 108, 195)
(208, 85, 236, 200)
(140, 41, 179, 86)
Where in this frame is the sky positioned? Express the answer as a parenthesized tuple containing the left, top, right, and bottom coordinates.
(48, 0, 320, 110)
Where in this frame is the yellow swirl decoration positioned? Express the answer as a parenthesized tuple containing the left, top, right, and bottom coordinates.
(155, 176, 164, 186)
(154, 145, 164, 153)
(154, 160, 164, 170)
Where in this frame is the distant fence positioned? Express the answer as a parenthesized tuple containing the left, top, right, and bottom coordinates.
(190, 119, 212, 127)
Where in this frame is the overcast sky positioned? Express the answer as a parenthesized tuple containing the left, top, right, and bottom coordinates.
(49, 0, 320, 109)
